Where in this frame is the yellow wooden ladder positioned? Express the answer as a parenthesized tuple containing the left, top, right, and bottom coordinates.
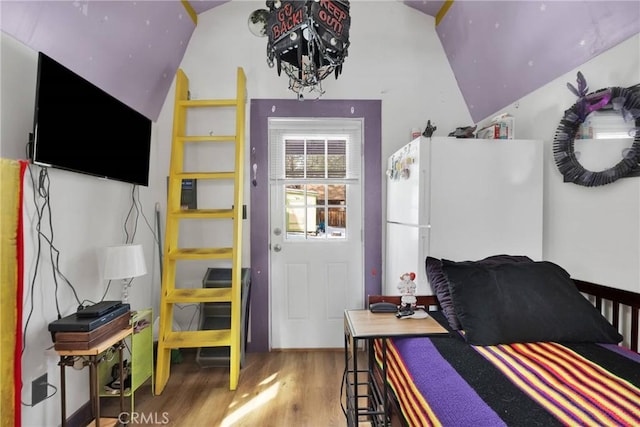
(155, 67, 246, 393)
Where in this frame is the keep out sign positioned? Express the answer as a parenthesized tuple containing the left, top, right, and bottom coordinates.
(314, 0, 348, 37)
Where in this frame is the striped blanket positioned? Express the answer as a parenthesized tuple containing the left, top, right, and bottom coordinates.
(374, 319, 640, 426)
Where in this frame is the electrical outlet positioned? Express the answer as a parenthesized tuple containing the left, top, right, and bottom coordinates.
(31, 373, 48, 406)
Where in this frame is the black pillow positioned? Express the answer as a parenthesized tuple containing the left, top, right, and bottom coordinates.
(426, 256, 461, 330)
(441, 260, 623, 346)
(425, 255, 534, 330)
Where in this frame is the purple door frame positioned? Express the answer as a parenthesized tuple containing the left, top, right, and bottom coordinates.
(248, 99, 382, 352)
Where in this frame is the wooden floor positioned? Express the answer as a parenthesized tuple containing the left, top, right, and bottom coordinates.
(102, 349, 356, 426)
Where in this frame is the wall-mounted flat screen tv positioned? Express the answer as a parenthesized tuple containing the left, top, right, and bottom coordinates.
(31, 52, 152, 186)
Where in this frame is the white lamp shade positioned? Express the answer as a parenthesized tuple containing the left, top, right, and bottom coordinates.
(103, 244, 147, 280)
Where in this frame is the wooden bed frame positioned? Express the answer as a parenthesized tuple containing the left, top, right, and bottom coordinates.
(572, 279, 640, 352)
(368, 279, 640, 426)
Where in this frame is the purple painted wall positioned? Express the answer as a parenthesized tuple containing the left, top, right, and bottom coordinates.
(0, 1, 195, 121)
(188, 0, 230, 15)
(437, 1, 640, 123)
(404, 0, 446, 18)
(248, 99, 381, 352)
(2, 1, 637, 126)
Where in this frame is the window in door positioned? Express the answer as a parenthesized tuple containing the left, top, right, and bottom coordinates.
(270, 120, 361, 242)
(283, 137, 350, 240)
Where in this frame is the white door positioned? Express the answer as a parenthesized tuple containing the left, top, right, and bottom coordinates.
(269, 119, 363, 349)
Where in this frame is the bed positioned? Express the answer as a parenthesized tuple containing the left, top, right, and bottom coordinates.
(367, 256, 640, 427)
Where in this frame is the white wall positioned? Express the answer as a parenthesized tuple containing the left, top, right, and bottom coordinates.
(0, 33, 36, 159)
(1, 32, 164, 426)
(479, 34, 640, 292)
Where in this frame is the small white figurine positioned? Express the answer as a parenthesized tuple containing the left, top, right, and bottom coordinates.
(397, 272, 417, 315)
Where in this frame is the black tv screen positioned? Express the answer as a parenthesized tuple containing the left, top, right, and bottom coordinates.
(32, 52, 152, 186)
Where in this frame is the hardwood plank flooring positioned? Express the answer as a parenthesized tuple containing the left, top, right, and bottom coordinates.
(101, 349, 360, 426)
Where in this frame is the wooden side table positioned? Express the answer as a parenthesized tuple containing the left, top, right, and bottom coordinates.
(57, 327, 133, 427)
(343, 309, 447, 426)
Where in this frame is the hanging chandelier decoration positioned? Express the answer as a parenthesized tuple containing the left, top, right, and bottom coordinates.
(249, 0, 351, 100)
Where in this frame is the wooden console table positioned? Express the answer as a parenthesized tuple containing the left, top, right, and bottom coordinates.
(57, 327, 132, 427)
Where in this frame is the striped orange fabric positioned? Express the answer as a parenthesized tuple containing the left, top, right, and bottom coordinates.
(375, 338, 640, 427)
(475, 342, 640, 427)
(374, 339, 441, 426)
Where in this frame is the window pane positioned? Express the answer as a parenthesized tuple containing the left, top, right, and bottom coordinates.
(283, 138, 347, 179)
(327, 184, 346, 205)
(279, 136, 350, 242)
(307, 139, 326, 178)
(284, 139, 304, 178)
(307, 184, 326, 204)
(285, 185, 321, 239)
(328, 139, 346, 178)
(286, 206, 306, 235)
(306, 139, 326, 154)
(305, 185, 320, 206)
(307, 155, 326, 178)
(285, 185, 305, 205)
(328, 206, 346, 239)
(310, 206, 326, 239)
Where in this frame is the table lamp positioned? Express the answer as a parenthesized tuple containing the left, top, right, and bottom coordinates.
(103, 244, 147, 304)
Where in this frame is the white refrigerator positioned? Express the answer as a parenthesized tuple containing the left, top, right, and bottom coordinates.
(384, 136, 543, 295)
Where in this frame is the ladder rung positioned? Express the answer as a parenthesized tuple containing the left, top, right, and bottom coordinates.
(175, 172, 235, 180)
(170, 209, 234, 219)
(177, 99, 237, 108)
(165, 288, 232, 303)
(177, 136, 236, 143)
(168, 248, 233, 260)
(161, 330, 231, 349)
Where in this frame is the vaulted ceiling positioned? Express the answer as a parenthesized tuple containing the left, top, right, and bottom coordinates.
(1, 1, 638, 123)
(187, 1, 446, 17)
